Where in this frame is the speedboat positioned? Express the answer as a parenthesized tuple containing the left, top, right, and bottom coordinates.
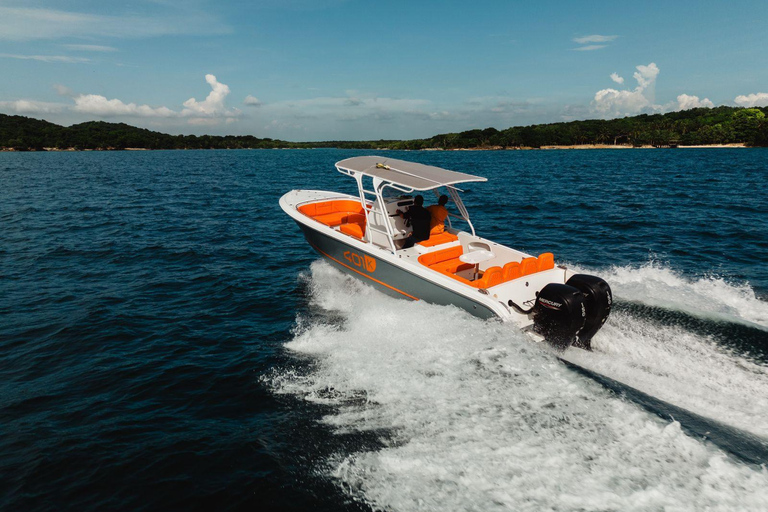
(280, 156, 611, 349)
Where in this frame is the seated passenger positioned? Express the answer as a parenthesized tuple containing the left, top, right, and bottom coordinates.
(396, 195, 431, 248)
(427, 195, 449, 235)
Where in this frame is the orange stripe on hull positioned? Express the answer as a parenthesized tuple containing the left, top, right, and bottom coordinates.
(309, 242, 420, 301)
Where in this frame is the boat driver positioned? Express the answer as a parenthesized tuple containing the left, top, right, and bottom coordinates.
(396, 195, 431, 248)
(427, 195, 449, 235)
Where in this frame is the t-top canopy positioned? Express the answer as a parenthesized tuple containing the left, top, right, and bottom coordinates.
(335, 156, 487, 191)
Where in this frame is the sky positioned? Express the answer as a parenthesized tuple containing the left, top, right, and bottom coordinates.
(1, 0, 767, 141)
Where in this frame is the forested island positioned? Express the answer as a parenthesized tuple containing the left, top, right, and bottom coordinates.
(2, 106, 767, 151)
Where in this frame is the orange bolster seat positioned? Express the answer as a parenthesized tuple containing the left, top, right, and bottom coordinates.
(520, 257, 538, 276)
(502, 261, 522, 281)
(299, 200, 364, 220)
(297, 203, 317, 216)
(537, 253, 554, 272)
(332, 200, 365, 214)
(306, 201, 334, 216)
(417, 232, 459, 248)
(473, 266, 503, 289)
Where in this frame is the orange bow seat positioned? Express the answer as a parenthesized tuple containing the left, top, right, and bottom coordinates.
(298, 199, 366, 227)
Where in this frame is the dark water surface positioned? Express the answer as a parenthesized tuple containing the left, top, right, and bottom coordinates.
(2, 149, 767, 511)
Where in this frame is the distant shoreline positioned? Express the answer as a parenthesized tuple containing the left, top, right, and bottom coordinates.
(0, 143, 750, 152)
(3, 108, 766, 151)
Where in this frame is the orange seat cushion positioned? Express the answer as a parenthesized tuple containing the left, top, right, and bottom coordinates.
(313, 212, 348, 226)
(430, 259, 473, 275)
(418, 245, 463, 267)
(299, 200, 364, 222)
(346, 213, 366, 225)
(340, 222, 365, 239)
(444, 273, 473, 285)
(417, 231, 459, 248)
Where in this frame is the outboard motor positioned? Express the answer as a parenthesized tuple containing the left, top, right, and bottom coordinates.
(532, 283, 586, 350)
(566, 274, 612, 350)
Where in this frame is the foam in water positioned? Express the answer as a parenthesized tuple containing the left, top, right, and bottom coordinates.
(563, 261, 768, 438)
(597, 260, 768, 328)
(267, 261, 768, 511)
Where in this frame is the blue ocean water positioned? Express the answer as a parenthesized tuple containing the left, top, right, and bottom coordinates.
(1, 148, 767, 511)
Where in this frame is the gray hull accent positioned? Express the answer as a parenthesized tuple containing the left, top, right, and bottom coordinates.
(297, 223, 498, 320)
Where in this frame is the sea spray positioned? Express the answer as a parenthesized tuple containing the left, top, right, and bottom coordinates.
(579, 260, 768, 328)
(268, 261, 768, 512)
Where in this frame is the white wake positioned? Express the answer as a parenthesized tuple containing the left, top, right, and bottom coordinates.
(267, 261, 768, 511)
(592, 260, 768, 328)
(565, 261, 768, 438)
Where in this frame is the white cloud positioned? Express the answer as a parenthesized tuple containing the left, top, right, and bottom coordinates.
(278, 95, 431, 115)
(593, 63, 719, 117)
(254, 94, 445, 132)
(676, 94, 714, 110)
(572, 34, 617, 51)
(73, 94, 176, 117)
(0, 53, 89, 63)
(182, 74, 239, 118)
(593, 88, 653, 116)
(187, 118, 221, 126)
(573, 45, 607, 51)
(574, 35, 618, 44)
(467, 97, 531, 115)
(69, 74, 240, 123)
(244, 95, 263, 107)
(593, 62, 660, 117)
(0, 100, 65, 114)
(734, 92, 768, 107)
(0, 6, 231, 41)
(0, 74, 241, 128)
(633, 63, 660, 89)
(53, 84, 75, 97)
(64, 44, 117, 52)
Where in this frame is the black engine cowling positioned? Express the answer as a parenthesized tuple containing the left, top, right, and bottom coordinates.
(566, 274, 612, 350)
(532, 283, 586, 350)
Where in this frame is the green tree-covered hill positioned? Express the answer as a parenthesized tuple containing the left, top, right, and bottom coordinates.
(1, 106, 767, 151)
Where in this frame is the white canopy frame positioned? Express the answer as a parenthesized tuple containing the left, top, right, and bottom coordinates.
(337, 159, 479, 254)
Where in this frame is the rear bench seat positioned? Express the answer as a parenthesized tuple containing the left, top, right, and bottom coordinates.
(420, 248, 556, 289)
(417, 245, 501, 288)
(501, 253, 554, 281)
